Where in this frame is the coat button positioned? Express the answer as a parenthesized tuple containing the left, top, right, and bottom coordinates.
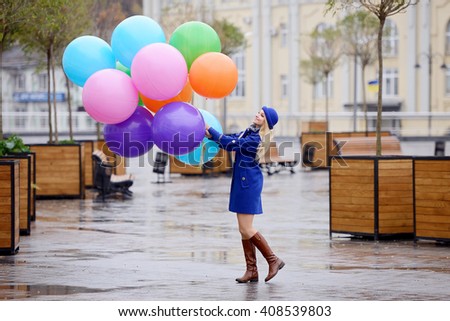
(232, 140, 236, 143)
(242, 177, 246, 180)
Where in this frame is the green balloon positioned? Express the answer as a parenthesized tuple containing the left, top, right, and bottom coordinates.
(169, 21, 221, 70)
(116, 61, 131, 77)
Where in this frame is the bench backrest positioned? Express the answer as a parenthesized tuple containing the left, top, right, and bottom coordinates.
(335, 136, 402, 156)
(92, 150, 114, 191)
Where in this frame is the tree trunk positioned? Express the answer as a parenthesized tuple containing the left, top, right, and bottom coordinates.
(65, 74, 73, 140)
(96, 122, 101, 140)
(325, 73, 329, 132)
(47, 49, 53, 144)
(51, 43, 58, 143)
(0, 39, 4, 139)
(353, 54, 358, 132)
(361, 64, 368, 134)
(312, 83, 316, 120)
(376, 18, 386, 156)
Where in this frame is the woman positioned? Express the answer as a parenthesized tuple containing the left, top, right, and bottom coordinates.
(205, 106, 285, 283)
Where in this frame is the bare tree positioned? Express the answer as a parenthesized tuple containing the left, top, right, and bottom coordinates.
(213, 18, 245, 56)
(160, 2, 197, 37)
(20, 0, 94, 143)
(300, 58, 325, 120)
(0, 0, 31, 139)
(88, 0, 127, 140)
(91, 0, 126, 43)
(307, 24, 342, 132)
(327, 0, 419, 155)
(337, 9, 378, 132)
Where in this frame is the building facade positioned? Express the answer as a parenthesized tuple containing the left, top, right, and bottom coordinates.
(2, 0, 449, 137)
(1, 46, 93, 136)
(144, 0, 450, 136)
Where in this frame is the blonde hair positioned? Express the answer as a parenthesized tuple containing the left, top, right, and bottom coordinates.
(256, 121, 274, 162)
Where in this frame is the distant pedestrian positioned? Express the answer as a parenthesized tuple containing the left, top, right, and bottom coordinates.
(205, 106, 285, 283)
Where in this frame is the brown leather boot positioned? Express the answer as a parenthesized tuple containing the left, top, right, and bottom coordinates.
(250, 232, 285, 282)
(235, 239, 259, 283)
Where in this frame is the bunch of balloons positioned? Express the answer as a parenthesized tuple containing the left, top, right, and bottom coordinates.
(62, 15, 238, 163)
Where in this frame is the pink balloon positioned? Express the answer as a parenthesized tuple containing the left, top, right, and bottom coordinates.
(131, 43, 188, 101)
(82, 69, 138, 124)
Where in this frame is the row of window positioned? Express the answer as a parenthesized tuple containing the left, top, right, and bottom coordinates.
(230, 55, 450, 100)
(274, 17, 450, 57)
(229, 16, 450, 99)
(14, 73, 49, 91)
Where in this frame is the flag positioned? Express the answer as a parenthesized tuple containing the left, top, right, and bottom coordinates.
(368, 79, 379, 93)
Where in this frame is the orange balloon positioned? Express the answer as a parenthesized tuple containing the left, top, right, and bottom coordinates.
(140, 80, 193, 113)
(189, 52, 238, 99)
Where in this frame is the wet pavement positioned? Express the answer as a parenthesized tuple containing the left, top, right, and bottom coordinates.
(1, 152, 450, 301)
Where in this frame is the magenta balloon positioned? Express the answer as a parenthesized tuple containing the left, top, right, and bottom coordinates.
(131, 43, 188, 101)
(151, 102, 205, 155)
(104, 106, 154, 158)
(82, 69, 138, 124)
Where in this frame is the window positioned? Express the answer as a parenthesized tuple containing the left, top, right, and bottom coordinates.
(14, 106, 26, 128)
(230, 49, 245, 98)
(314, 23, 329, 52)
(313, 23, 339, 59)
(39, 107, 48, 128)
(15, 74, 25, 90)
(383, 68, 398, 97)
(281, 74, 288, 99)
(38, 74, 48, 90)
(315, 73, 334, 99)
(280, 23, 288, 48)
(446, 20, 450, 55)
(383, 19, 398, 56)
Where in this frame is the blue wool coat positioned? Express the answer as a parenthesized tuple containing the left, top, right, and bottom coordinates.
(208, 127, 263, 214)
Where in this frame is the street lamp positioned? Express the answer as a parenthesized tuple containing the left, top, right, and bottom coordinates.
(415, 50, 447, 136)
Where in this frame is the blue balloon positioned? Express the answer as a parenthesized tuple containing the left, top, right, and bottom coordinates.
(62, 36, 116, 87)
(176, 109, 223, 166)
(111, 15, 166, 69)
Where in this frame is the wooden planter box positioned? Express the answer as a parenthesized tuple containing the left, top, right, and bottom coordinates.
(329, 156, 414, 240)
(414, 157, 450, 242)
(0, 161, 20, 255)
(28, 152, 36, 221)
(77, 140, 95, 188)
(28, 143, 85, 199)
(0, 154, 35, 235)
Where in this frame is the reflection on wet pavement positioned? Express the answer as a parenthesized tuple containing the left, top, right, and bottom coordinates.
(1, 159, 450, 301)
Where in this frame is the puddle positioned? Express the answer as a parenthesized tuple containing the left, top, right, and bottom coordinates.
(0, 284, 109, 300)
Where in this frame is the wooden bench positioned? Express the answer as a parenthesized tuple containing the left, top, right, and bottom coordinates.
(333, 136, 402, 156)
(300, 131, 393, 169)
(92, 150, 133, 200)
(259, 142, 298, 175)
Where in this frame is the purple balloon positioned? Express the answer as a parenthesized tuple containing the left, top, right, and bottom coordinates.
(152, 102, 205, 155)
(104, 106, 154, 158)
